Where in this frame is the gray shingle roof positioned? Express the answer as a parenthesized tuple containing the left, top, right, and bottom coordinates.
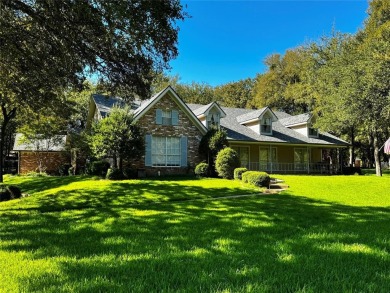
(236, 107, 268, 123)
(188, 104, 348, 146)
(279, 113, 312, 126)
(13, 133, 67, 151)
(92, 94, 126, 118)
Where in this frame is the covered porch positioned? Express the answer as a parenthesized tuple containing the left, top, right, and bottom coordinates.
(231, 143, 345, 175)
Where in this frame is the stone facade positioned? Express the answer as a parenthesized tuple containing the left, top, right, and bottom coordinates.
(129, 92, 204, 176)
(18, 151, 70, 174)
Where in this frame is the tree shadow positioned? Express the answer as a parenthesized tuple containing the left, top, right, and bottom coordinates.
(1, 190, 389, 292)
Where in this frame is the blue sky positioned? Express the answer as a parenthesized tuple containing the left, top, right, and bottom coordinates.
(167, 0, 369, 86)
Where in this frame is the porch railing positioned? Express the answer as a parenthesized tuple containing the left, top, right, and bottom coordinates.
(243, 162, 342, 174)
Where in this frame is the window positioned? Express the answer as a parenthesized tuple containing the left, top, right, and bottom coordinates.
(294, 148, 309, 171)
(308, 127, 318, 137)
(162, 110, 172, 125)
(156, 109, 179, 126)
(261, 117, 272, 135)
(259, 147, 277, 171)
(207, 113, 220, 129)
(232, 146, 249, 168)
(151, 136, 181, 167)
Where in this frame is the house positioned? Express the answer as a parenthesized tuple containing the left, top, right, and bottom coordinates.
(87, 86, 349, 176)
(13, 133, 69, 174)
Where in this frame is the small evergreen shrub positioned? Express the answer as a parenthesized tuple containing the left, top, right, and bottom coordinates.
(242, 171, 271, 187)
(234, 167, 248, 180)
(87, 160, 110, 176)
(215, 147, 240, 179)
(195, 162, 209, 177)
(106, 168, 124, 180)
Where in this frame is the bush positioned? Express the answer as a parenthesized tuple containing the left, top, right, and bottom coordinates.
(234, 167, 248, 180)
(123, 167, 137, 179)
(59, 163, 71, 176)
(215, 147, 241, 179)
(106, 168, 124, 180)
(0, 185, 22, 202)
(242, 171, 271, 187)
(87, 160, 110, 176)
(195, 162, 209, 177)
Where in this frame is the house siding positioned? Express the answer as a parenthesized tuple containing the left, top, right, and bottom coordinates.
(18, 151, 69, 174)
(130, 93, 203, 176)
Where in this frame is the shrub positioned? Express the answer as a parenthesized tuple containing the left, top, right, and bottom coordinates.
(195, 162, 209, 177)
(242, 171, 270, 187)
(87, 160, 110, 176)
(123, 167, 137, 179)
(215, 147, 241, 179)
(234, 167, 248, 180)
(106, 168, 124, 180)
(59, 163, 71, 176)
(0, 185, 22, 202)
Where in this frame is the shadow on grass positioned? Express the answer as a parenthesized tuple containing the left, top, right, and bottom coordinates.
(1, 190, 389, 292)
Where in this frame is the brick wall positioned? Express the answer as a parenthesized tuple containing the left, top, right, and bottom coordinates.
(19, 151, 70, 174)
(129, 93, 204, 176)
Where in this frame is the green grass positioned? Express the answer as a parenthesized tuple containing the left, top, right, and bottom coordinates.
(0, 173, 389, 292)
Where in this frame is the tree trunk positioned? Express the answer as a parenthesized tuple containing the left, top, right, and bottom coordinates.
(373, 132, 382, 177)
(0, 104, 17, 183)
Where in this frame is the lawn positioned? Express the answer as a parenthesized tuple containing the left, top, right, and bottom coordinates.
(0, 173, 389, 292)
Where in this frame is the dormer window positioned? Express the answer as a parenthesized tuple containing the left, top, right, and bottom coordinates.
(207, 113, 220, 129)
(261, 117, 272, 135)
(308, 126, 318, 138)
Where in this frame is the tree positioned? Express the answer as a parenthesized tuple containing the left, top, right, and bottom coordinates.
(0, 0, 186, 181)
(214, 78, 255, 109)
(199, 127, 228, 176)
(89, 106, 144, 173)
(250, 48, 314, 114)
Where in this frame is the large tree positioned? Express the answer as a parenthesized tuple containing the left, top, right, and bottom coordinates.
(250, 48, 314, 114)
(214, 78, 255, 109)
(0, 0, 185, 181)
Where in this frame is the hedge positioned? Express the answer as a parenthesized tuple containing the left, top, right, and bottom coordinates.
(241, 171, 270, 187)
(234, 167, 248, 180)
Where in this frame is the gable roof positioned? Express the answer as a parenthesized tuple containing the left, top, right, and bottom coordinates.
(192, 101, 227, 118)
(13, 133, 67, 152)
(236, 107, 278, 124)
(133, 86, 208, 135)
(279, 113, 312, 127)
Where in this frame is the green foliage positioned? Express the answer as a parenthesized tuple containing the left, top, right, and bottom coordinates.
(194, 162, 209, 177)
(106, 168, 124, 180)
(214, 78, 255, 108)
(215, 148, 241, 179)
(234, 167, 248, 180)
(58, 164, 71, 176)
(87, 160, 110, 177)
(251, 48, 314, 114)
(242, 171, 271, 187)
(0, 184, 22, 201)
(199, 128, 228, 161)
(89, 106, 144, 171)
